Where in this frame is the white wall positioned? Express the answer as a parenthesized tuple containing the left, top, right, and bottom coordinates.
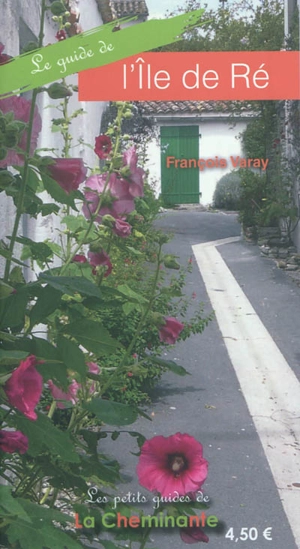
(145, 118, 248, 205)
(0, 0, 107, 276)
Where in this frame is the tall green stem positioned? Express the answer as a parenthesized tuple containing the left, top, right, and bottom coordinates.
(100, 244, 162, 396)
(3, 0, 47, 282)
(60, 103, 126, 274)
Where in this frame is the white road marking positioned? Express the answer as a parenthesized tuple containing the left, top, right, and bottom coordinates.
(192, 237, 300, 548)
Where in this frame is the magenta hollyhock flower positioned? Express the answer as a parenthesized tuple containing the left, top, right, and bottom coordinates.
(48, 380, 80, 409)
(0, 43, 12, 65)
(122, 146, 145, 197)
(72, 254, 87, 263)
(0, 430, 28, 454)
(0, 96, 42, 168)
(56, 29, 67, 41)
(88, 250, 112, 277)
(47, 158, 87, 194)
(113, 218, 132, 238)
(159, 317, 184, 344)
(180, 527, 209, 544)
(4, 355, 43, 421)
(94, 135, 112, 159)
(83, 173, 135, 222)
(136, 433, 208, 497)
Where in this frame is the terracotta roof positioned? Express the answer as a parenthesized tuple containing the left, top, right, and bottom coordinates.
(96, 0, 148, 23)
(139, 100, 254, 115)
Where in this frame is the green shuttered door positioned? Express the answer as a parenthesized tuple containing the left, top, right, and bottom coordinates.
(160, 126, 199, 205)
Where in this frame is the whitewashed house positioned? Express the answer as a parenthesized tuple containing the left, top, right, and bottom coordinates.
(141, 100, 253, 206)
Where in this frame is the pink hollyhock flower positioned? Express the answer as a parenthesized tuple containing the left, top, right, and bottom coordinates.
(0, 96, 42, 168)
(48, 380, 80, 409)
(56, 29, 67, 41)
(113, 218, 132, 238)
(122, 146, 145, 197)
(47, 158, 87, 194)
(180, 527, 209, 544)
(83, 173, 135, 222)
(72, 254, 87, 263)
(88, 250, 112, 277)
(137, 433, 208, 497)
(0, 43, 12, 65)
(0, 430, 28, 454)
(87, 362, 100, 375)
(159, 317, 184, 344)
(4, 355, 43, 421)
(94, 135, 112, 159)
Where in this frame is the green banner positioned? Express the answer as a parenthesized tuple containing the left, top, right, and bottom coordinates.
(0, 10, 206, 98)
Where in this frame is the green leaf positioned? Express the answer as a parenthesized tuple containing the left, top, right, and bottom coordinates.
(29, 285, 62, 328)
(62, 214, 90, 232)
(84, 399, 138, 426)
(15, 413, 80, 463)
(8, 266, 25, 285)
(0, 486, 31, 523)
(39, 202, 60, 216)
(33, 337, 69, 388)
(0, 350, 28, 365)
(57, 336, 86, 378)
(0, 280, 15, 299)
(148, 356, 190, 376)
(40, 172, 78, 209)
(62, 320, 120, 356)
(7, 521, 83, 549)
(122, 302, 138, 316)
(0, 287, 28, 329)
(39, 274, 103, 299)
(117, 284, 148, 304)
(126, 246, 143, 256)
(16, 236, 53, 263)
(17, 498, 69, 524)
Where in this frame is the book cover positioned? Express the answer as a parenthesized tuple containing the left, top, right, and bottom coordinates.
(0, 1, 299, 548)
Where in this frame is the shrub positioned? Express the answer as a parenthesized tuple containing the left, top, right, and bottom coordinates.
(213, 171, 241, 210)
(238, 169, 268, 228)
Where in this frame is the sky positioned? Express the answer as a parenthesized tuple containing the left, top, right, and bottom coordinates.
(146, 0, 225, 19)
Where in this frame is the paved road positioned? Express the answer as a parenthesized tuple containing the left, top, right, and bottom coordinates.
(95, 211, 300, 549)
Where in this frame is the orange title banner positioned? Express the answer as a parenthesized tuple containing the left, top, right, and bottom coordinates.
(79, 51, 300, 101)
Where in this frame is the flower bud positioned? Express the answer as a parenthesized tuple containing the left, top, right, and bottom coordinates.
(163, 254, 180, 270)
(50, 1, 67, 16)
(102, 214, 116, 228)
(0, 170, 15, 188)
(155, 233, 170, 245)
(89, 240, 104, 253)
(111, 155, 124, 169)
(124, 111, 133, 119)
(119, 165, 131, 178)
(149, 311, 165, 327)
(46, 82, 73, 99)
(4, 130, 19, 148)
